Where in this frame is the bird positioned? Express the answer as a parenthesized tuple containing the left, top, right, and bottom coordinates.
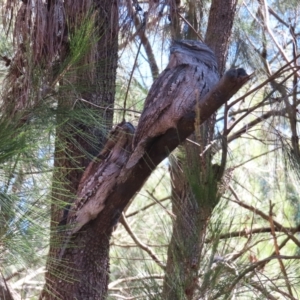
(58, 122, 135, 260)
(59, 122, 134, 236)
(70, 121, 135, 234)
(126, 40, 220, 169)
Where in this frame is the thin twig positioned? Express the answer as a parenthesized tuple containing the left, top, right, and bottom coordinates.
(177, 12, 204, 42)
(268, 201, 294, 297)
(261, 0, 299, 77)
(75, 97, 141, 114)
(205, 224, 300, 243)
(227, 110, 287, 144)
(126, 196, 170, 218)
(249, 280, 279, 300)
(123, 39, 143, 121)
(126, 0, 159, 79)
(268, 6, 289, 28)
(228, 56, 300, 109)
(111, 242, 168, 248)
(256, 235, 290, 272)
(146, 191, 175, 219)
(108, 274, 163, 289)
(212, 255, 300, 300)
(120, 214, 166, 270)
(229, 185, 300, 248)
(12, 267, 46, 288)
(233, 147, 280, 169)
(226, 68, 298, 136)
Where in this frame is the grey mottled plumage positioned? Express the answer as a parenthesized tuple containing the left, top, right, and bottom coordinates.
(126, 40, 219, 168)
(68, 122, 134, 234)
(58, 122, 134, 260)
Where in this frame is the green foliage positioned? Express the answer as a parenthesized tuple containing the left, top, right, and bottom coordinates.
(54, 12, 99, 86)
(0, 115, 52, 297)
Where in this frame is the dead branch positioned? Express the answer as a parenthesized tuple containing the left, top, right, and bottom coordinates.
(268, 201, 294, 297)
(108, 274, 163, 289)
(125, 196, 170, 218)
(229, 185, 300, 248)
(212, 255, 300, 300)
(120, 214, 165, 270)
(205, 224, 300, 243)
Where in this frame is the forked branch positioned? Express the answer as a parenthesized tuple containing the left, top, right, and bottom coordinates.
(59, 67, 250, 262)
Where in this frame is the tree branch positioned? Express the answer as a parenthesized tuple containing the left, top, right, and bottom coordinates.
(229, 185, 300, 248)
(212, 255, 300, 300)
(119, 214, 165, 270)
(125, 196, 170, 218)
(268, 201, 294, 298)
(58, 68, 250, 269)
(205, 224, 300, 243)
(108, 274, 163, 289)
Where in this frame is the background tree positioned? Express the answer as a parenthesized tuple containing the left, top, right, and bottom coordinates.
(163, 2, 238, 299)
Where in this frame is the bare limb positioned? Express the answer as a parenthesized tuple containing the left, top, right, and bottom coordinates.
(126, 196, 170, 218)
(108, 274, 163, 289)
(229, 185, 300, 248)
(120, 214, 165, 270)
(228, 56, 300, 109)
(205, 224, 300, 243)
(268, 201, 294, 297)
(212, 255, 300, 300)
(261, 0, 298, 75)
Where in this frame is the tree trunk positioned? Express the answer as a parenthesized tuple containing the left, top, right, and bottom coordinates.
(41, 0, 119, 299)
(164, 144, 219, 299)
(163, 1, 238, 299)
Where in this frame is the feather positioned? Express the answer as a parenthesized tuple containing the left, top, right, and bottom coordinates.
(126, 40, 219, 169)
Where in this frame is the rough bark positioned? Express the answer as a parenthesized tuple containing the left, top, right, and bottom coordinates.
(40, 122, 134, 299)
(164, 147, 219, 299)
(205, 0, 238, 74)
(163, 1, 239, 299)
(41, 0, 119, 299)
